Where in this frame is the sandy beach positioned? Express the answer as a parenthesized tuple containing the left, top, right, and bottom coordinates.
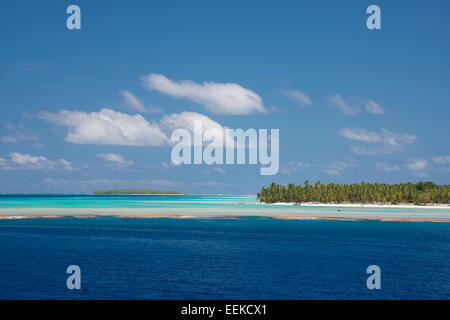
(265, 202, 450, 209)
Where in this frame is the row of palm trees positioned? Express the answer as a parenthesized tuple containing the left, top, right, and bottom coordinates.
(257, 181, 450, 204)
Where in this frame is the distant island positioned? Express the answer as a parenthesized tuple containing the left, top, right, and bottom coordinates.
(93, 189, 182, 195)
(257, 181, 450, 205)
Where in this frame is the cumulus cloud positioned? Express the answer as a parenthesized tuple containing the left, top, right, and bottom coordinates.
(160, 111, 246, 148)
(120, 90, 162, 113)
(433, 156, 450, 164)
(338, 128, 416, 154)
(5, 152, 74, 170)
(57, 159, 74, 170)
(283, 90, 312, 107)
(141, 73, 266, 115)
(39, 108, 169, 146)
(407, 159, 428, 170)
(39, 108, 241, 149)
(365, 99, 385, 115)
(160, 111, 227, 139)
(10, 152, 48, 166)
(97, 153, 134, 166)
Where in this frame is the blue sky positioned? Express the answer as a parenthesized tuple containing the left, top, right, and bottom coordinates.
(0, 0, 449, 194)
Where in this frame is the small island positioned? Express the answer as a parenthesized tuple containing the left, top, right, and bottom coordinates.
(93, 189, 182, 195)
(257, 181, 450, 205)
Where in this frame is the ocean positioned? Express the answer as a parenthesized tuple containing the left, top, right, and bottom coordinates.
(0, 195, 449, 299)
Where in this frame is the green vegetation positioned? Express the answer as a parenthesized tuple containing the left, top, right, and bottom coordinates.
(257, 181, 450, 205)
(93, 189, 182, 195)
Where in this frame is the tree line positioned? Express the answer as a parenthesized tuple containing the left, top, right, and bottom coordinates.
(257, 181, 450, 205)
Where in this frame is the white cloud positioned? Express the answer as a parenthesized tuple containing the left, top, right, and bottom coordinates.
(160, 111, 228, 140)
(141, 73, 266, 115)
(120, 90, 146, 113)
(10, 152, 48, 166)
(283, 90, 312, 107)
(97, 153, 133, 166)
(375, 162, 401, 172)
(433, 156, 450, 164)
(338, 128, 381, 143)
(39, 108, 238, 149)
(339, 128, 416, 154)
(365, 99, 385, 115)
(160, 111, 251, 148)
(39, 108, 169, 146)
(329, 95, 386, 115)
(328, 94, 360, 115)
(120, 90, 162, 113)
(6, 152, 74, 170)
(407, 159, 428, 170)
(57, 159, 74, 170)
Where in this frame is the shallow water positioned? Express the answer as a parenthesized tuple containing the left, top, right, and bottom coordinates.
(0, 194, 449, 220)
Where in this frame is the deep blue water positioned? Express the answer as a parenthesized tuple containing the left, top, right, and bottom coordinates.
(0, 217, 449, 299)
